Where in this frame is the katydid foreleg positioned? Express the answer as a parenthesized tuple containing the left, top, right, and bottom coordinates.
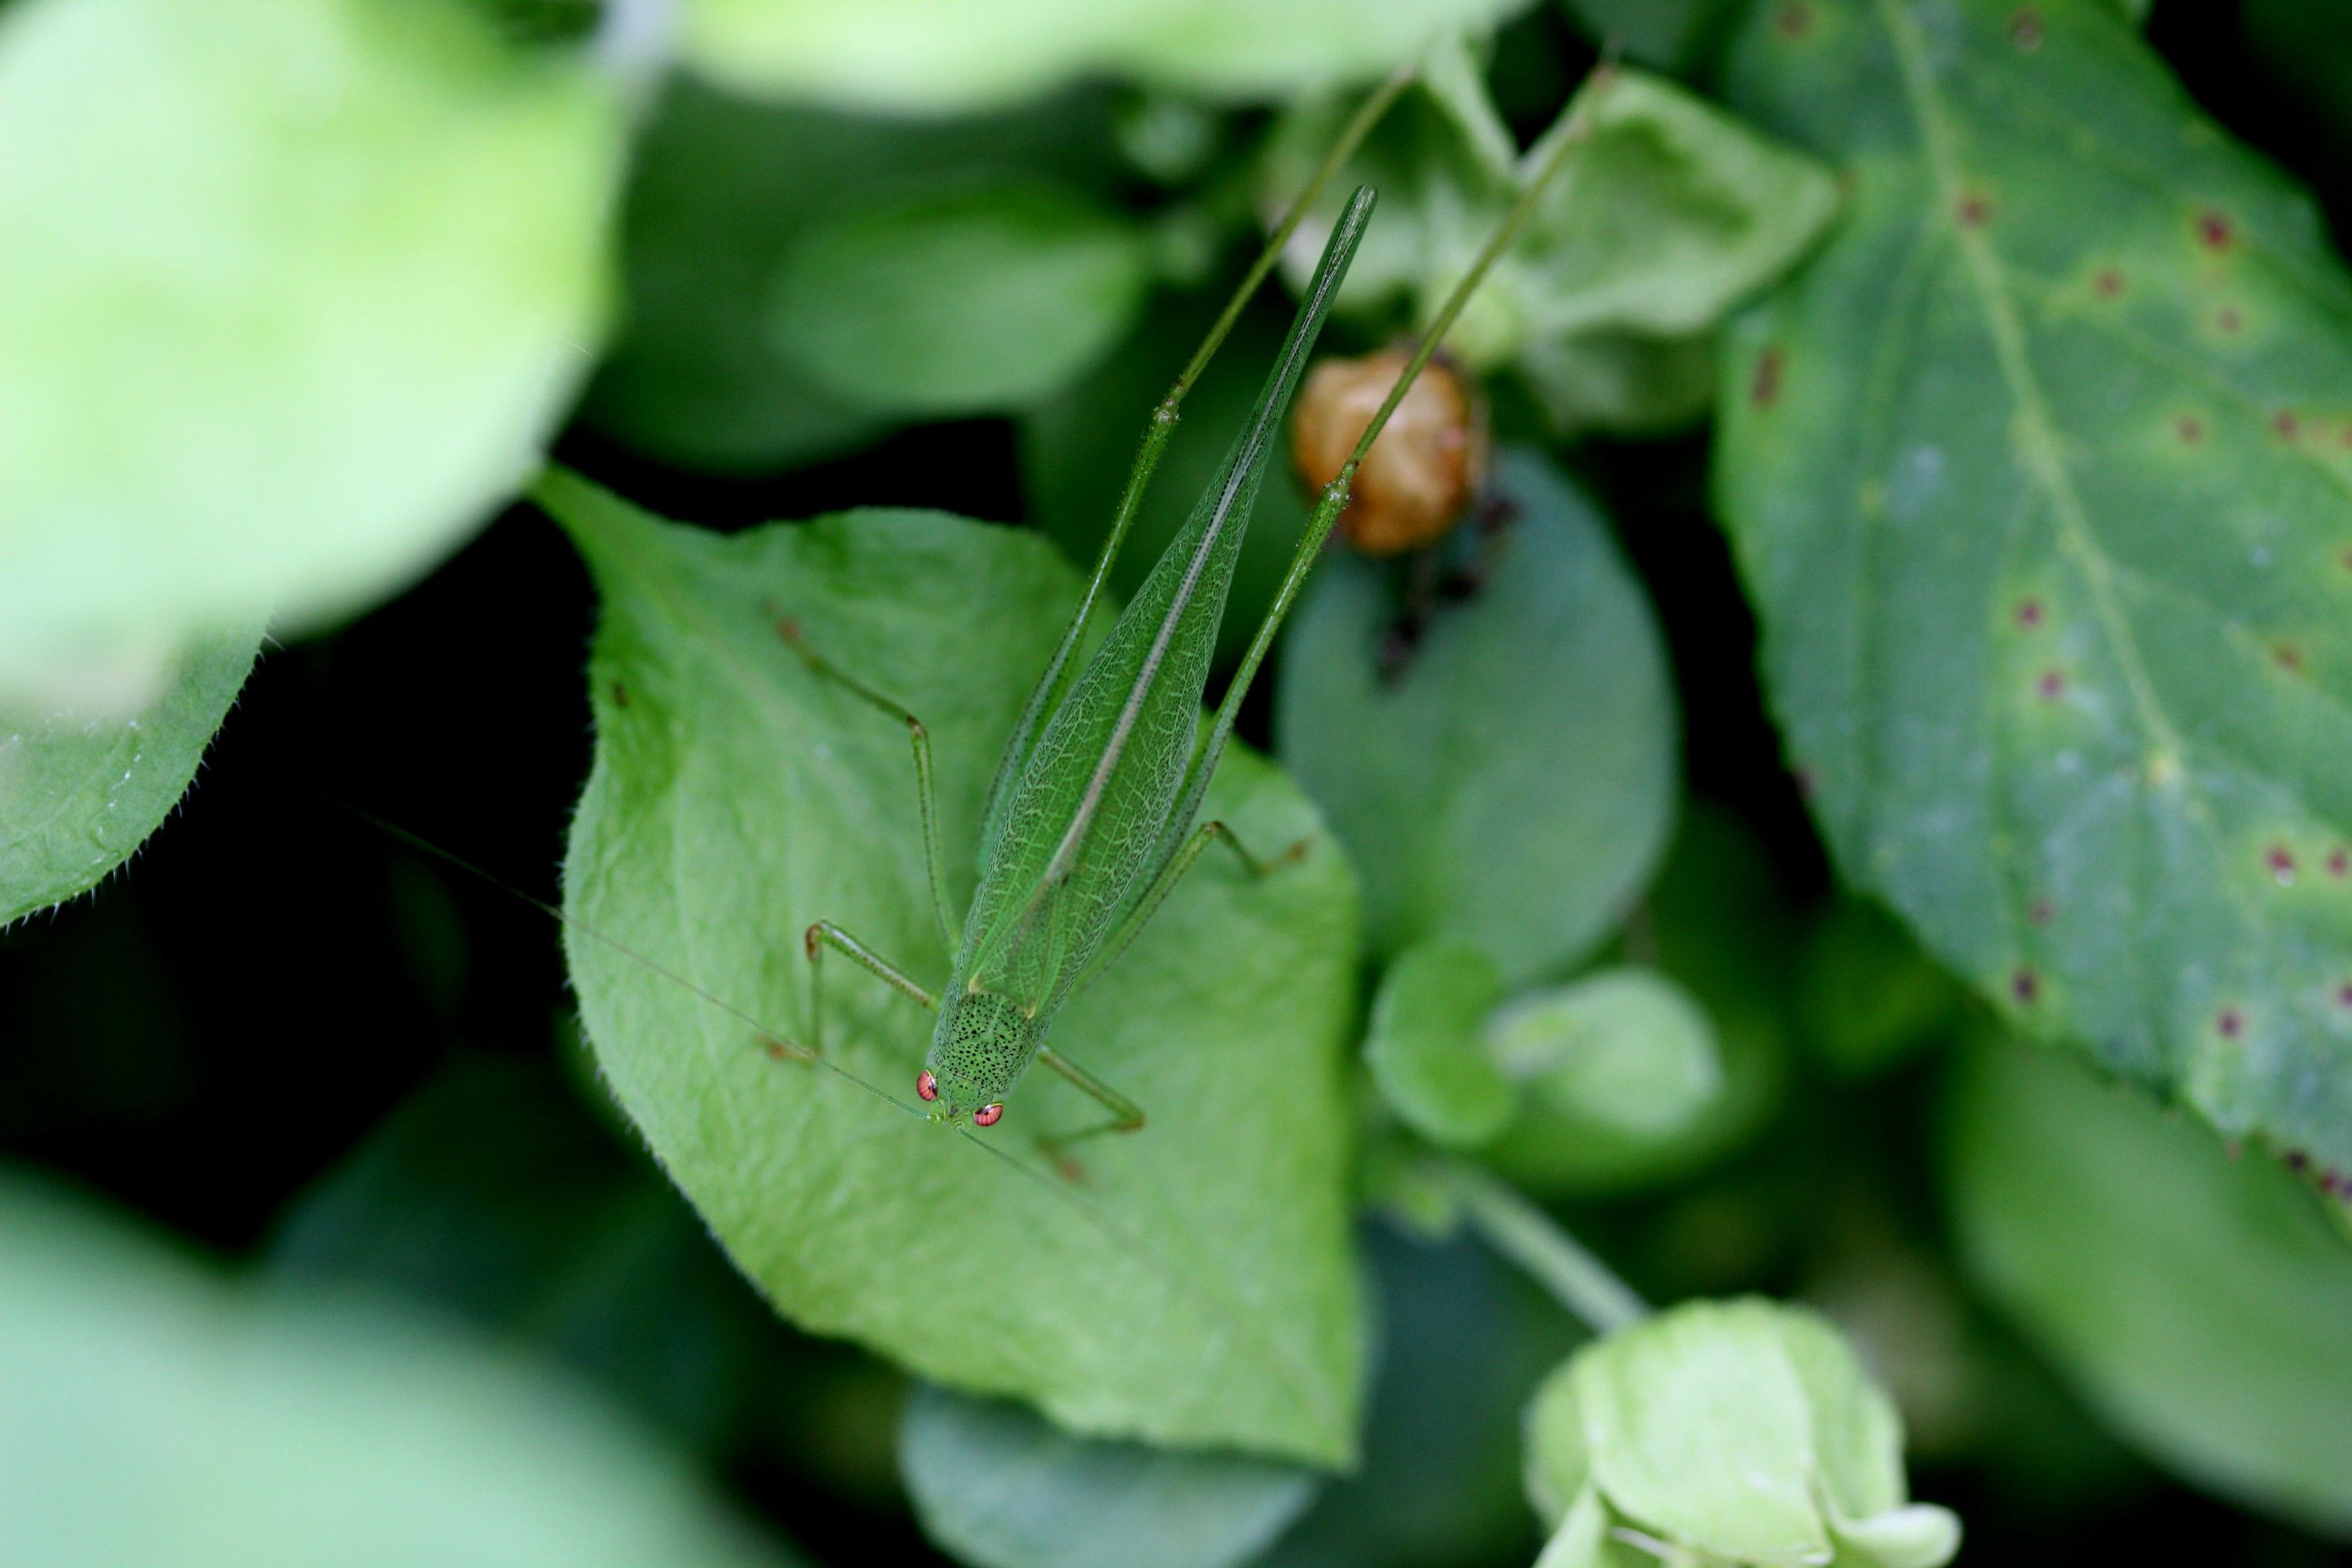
(803, 919, 938, 1060)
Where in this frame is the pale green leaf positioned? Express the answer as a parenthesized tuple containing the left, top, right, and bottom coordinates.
(1275, 448, 1677, 989)
(1483, 967, 1724, 1151)
(1523, 1299, 1956, 1568)
(1514, 326, 1720, 437)
(1364, 940, 1514, 1148)
(1946, 1036, 2352, 1535)
(542, 470, 1364, 1465)
(0, 1178, 795, 1568)
(1718, 0, 2352, 1172)
(0, 631, 256, 923)
(1267, 64, 1837, 377)
(0, 0, 622, 692)
(899, 1385, 1316, 1568)
(681, 0, 1534, 114)
(772, 176, 1149, 419)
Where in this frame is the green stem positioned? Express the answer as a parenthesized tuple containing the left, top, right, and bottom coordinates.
(1445, 1160, 1648, 1337)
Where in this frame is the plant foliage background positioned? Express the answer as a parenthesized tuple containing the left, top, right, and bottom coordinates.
(3, 0, 2350, 1564)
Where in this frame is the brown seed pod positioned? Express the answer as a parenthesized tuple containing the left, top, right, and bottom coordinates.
(1290, 347, 1488, 556)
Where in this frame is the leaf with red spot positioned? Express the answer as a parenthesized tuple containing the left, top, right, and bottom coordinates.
(1718, 0, 2352, 1174)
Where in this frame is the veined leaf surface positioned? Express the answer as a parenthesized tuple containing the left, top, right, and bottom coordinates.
(544, 472, 1364, 1465)
(1719, 0, 2352, 1171)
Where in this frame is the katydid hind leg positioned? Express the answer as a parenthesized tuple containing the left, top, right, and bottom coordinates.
(1033, 1045, 1147, 1180)
(1069, 818, 1304, 996)
(771, 612, 960, 951)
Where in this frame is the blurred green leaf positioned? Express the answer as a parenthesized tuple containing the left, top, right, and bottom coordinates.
(1366, 940, 1514, 1149)
(1946, 1036, 2352, 1535)
(681, 0, 1534, 114)
(542, 470, 1365, 1465)
(0, 631, 256, 923)
(1555, 0, 1743, 73)
(586, 79, 1120, 472)
(899, 1385, 1317, 1568)
(1795, 901, 1964, 1078)
(1276, 448, 1677, 989)
(1487, 804, 1791, 1197)
(269, 1057, 775, 1454)
(0, 0, 622, 695)
(1719, 0, 2352, 1175)
(1023, 295, 1318, 669)
(2242, 0, 2352, 154)
(772, 176, 1150, 419)
(0, 1177, 795, 1568)
(1266, 63, 1837, 413)
(1524, 1298, 1958, 1568)
(1267, 1223, 1579, 1568)
(1484, 967, 1724, 1168)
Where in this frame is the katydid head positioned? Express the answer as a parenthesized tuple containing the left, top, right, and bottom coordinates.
(919, 985, 1037, 1127)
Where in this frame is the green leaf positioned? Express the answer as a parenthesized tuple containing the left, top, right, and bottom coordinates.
(0, 631, 256, 923)
(772, 176, 1149, 419)
(542, 470, 1364, 1465)
(1265, 64, 1838, 389)
(1276, 448, 1677, 989)
(0, 1178, 797, 1568)
(899, 1385, 1316, 1568)
(1523, 1298, 1958, 1567)
(1555, 0, 1744, 72)
(1512, 326, 1720, 437)
(1483, 966, 1725, 1163)
(1717, 0, 2352, 1172)
(0, 0, 622, 694)
(1023, 295, 1319, 669)
(1795, 901, 1965, 1077)
(1365, 940, 1514, 1148)
(1945, 1035, 2352, 1535)
(681, 0, 1532, 114)
(268, 1056, 775, 1455)
(584, 82, 1123, 472)
(1486, 805, 1793, 1197)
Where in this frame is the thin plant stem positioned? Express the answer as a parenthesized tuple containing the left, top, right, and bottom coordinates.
(1443, 1160, 1649, 1337)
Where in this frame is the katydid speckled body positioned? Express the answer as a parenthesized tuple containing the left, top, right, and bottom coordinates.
(782, 61, 1616, 1157)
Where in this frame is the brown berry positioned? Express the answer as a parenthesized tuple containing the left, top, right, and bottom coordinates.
(1291, 348, 1487, 557)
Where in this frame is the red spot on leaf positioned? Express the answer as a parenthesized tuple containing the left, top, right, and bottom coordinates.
(1751, 347, 1786, 408)
(2007, 7, 2042, 49)
(2028, 898, 2053, 927)
(2335, 982, 2352, 1008)
(2218, 306, 2244, 333)
(2091, 267, 2123, 298)
(2267, 844, 2297, 882)
(2016, 598, 2045, 630)
(610, 681, 629, 708)
(2274, 644, 2305, 673)
(2196, 209, 2234, 251)
(2217, 1007, 2245, 1040)
(2273, 410, 2301, 439)
(2176, 415, 2205, 445)
(1956, 193, 1992, 229)
(2035, 670, 2067, 700)
(2328, 848, 2348, 877)
(2011, 967, 2041, 1004)
(1775, 1, 1812, 35)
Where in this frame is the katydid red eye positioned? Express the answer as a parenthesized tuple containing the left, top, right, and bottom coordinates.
(916, 1069, 938, 1102)
(974, 1103, 1004, 1127)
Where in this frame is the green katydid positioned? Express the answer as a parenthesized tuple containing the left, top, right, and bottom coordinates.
(735, 62, 1621, 1160)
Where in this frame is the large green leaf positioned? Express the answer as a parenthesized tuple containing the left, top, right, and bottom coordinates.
(0, 1177, 795, 1568)
(681, 0, 1531, 114)
(584, 80, 1122, 473)
(1276, 448, 1676, 989)
(899, 1385, 1316, 1568)
(771, 176, 1149, 419)
(1946, 1036, 2352, 1535)
(0, 631, 256, 923)
(543, 470, 1364, 1465)
(1718, 0, 2352, 1173)
(0, 0, 622, 697)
